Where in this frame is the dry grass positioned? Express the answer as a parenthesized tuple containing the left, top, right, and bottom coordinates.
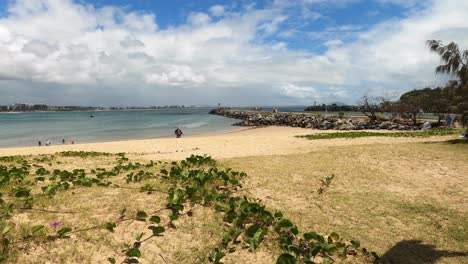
(221, 141, 468, 263)
(2, 140, 467, 263)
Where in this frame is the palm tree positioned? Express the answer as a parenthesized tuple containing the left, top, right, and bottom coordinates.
(426, 40, 468, 86)
(427, 41, 468, 137)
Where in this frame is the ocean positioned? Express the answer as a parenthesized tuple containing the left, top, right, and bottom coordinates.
(0, 108, 241, 148)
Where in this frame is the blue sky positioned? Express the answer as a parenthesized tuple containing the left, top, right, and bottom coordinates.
(0, 0, 413, 53)
(0, 0, 466, 106)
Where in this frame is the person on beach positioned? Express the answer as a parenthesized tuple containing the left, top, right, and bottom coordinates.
(446, 114, 453, 127)
(175, 128, 183, 138)
(62, 139, 65, 144)
(38, 141, 41, 146)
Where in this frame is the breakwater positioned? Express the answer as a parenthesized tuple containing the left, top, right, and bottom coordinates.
(209, 109, 419, 130)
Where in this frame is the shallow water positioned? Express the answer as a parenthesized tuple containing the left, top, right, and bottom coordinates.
(0, 108, 239, 147)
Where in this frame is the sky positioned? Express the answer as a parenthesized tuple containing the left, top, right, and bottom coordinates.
(0, 0, 467, 106)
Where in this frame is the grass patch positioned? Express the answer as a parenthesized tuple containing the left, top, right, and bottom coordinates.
(298, 129, 463, 140)
(221, 142, 468, 263)
(0, 151, 375, 264)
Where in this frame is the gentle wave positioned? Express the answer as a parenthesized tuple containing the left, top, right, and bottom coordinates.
(179, 121, 209, 129)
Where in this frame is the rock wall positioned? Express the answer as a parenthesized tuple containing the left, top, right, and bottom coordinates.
(209, 109, 420, 130)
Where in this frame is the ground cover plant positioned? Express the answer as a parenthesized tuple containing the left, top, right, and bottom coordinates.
(0, 151, 376, 263)
(298, 129, 463, 140)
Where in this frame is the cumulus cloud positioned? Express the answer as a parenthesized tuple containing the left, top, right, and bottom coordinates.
(281, 83, 318, 99)
(120, 37, 145, 48)
(209, 5, 225, 17)
(22, 40, 58, 57)
(187, 12, 212, 26)
(0, 0, 467, 106)
(146, 65, 206, 86)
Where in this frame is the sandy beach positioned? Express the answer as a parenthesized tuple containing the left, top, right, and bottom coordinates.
(0, 126, 458, 159)
(2, 126, 467, 264)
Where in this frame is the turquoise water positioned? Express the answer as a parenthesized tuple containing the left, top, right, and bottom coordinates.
(0, 108, 239, 148)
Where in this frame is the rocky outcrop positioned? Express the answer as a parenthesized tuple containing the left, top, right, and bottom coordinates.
(209, 109, 420, 130)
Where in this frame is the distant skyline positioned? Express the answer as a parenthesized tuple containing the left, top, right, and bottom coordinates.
(0, 0, 467, 106)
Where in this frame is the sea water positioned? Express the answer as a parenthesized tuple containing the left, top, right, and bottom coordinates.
(0, 108, 239, 148)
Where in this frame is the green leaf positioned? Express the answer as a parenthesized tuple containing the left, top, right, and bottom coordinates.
(304, 232, 324, 243)
(276, 253, 296, 264)
(253, 228, 264, 242)
(107, 257, 116, 264)
(245, 224, 261, 238)
(105, 222, 116, 232)
(126, 248, 141, 258)
(151, 226, 165, 236)
(290, 226, 299, 236)
(15, 189, 30, 198)
(172, 203, 184, 211)
(304, 232, 319, 241)
(149, 216, 161, 224)
(276, 218, 293, 228)
(2, 225, 11, 235)
(350, 240, 360, 248)
(57, 227, 72, 238)
(310, 245, 321, 256)
(136, 211, 147, 221)
(321, 243, 336, 253)
(287, 245, 300, 255)
(35, 176, 45, 182)
(31, 225, 44, 233)
(169, 213, 179, 221)
(274, 210, 283, 218)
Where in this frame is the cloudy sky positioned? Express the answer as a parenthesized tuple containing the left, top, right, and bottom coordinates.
(0, 0, 467, 106)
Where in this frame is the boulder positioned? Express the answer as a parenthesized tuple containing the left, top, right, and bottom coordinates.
(338, 123, 355, 130)
(379, 121, 393, 129)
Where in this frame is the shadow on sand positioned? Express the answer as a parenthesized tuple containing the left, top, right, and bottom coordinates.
(378, 240, 468, 264)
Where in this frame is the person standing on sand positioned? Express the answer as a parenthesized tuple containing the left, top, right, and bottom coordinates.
(38, 141, 41, 146)
(62, 139, 65, 144)
(175, 128, 183, 138)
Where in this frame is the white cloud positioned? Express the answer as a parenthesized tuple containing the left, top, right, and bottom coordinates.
(22, 40, 58, 57)
(146, 65, 206, 86)
(120, 36, 145, 48)
(0, 0, 467, 106)
(187, 12, 212, 26)
(209, 5, 225, 17)
(376, 0, 423, 8)
(281, 83, 318, 99)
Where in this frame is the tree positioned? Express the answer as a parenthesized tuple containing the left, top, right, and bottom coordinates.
(358, 95, 383, 121)
(427, 40, 468, 134)
(399, 90, 427, 126)
(427, 40, 468, 86)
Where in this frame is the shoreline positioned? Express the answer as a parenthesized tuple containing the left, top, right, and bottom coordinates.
(0, 125, 251, 150)
(0, 126, 457, 160)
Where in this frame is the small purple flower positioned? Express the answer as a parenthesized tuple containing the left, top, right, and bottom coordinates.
(49, 221, 62, 228)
